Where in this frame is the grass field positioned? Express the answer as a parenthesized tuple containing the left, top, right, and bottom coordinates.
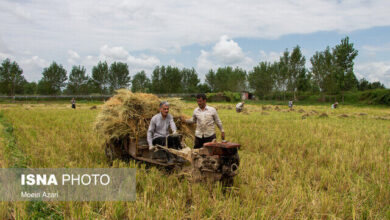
(0, 101, 389, 219)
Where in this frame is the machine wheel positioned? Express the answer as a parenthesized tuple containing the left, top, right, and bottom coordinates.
(105, 144, 115, 165)
(105, 142, 128, 165)
(221, 176, 234, 187)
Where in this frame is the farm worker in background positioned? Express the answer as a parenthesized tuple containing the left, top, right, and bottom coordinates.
(71, 98, 76, 109)
(236, 101, 245, 113)
(288, 100, 293, 109)
(184, 93, 225, 149)
(331, 101, 339, 109)
(147, 101, 177, 151)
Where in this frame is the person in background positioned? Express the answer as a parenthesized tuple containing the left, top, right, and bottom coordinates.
(184, 93, 225, 149)
(71, 98, 76, 109)
(331, 101, 339, 109)
(288, 100, 293, 109)
(236, 101, 245, 113)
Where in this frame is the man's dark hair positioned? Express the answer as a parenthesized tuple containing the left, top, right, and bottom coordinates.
(196, 93, 207, 100)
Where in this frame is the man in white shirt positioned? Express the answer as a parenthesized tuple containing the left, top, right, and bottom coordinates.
(288, 100, 293, 109)
(236, 101, 244, 113)
(147, 101, 177, 150)
(185, 94, 225, 149)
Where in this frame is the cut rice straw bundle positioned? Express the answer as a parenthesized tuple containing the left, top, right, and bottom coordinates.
(95, 89, 195, 149)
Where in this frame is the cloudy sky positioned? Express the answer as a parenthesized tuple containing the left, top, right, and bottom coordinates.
(1, 0, 390, 86)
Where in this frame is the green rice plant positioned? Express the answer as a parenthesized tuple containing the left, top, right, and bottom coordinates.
(0, 102, 389, 219)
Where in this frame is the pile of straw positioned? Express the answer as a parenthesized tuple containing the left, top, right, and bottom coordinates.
(95, 89, 195, 146)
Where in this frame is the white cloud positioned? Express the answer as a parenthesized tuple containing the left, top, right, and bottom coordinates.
(0, 52, 15, 61)
(2, 0, 390, 54)
(1, 0, 390, 84)
(95, 45, 160, 70)
(21, 56, 48, 67)
(169, 59, 184, 68)
(356, 62, 390, 87)
(0, 36, 15, 60)
(68, 50, 80, 59)
(196, 35, 253, 74)
(127, 54, 160, 69)
(212, 35, 247, 65)
(197, 50, 218, 74)
(83, 55, 98, 67)
(259, 50, 282, 63)
(362, 45, 390, 53)
(0, 1, 32, 21)
(362, 44, 390, 57)
(99, 45, 129, 61)
(75, 45, 160, 76)
(152, 45, 182, 55)
(67, 50, 80, 64)
(20, 56, 50, 81)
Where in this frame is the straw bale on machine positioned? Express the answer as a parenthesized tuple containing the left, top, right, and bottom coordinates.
(95, 89, 195, 150)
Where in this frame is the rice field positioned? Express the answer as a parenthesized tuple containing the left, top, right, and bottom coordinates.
(0, 101, 389, 219)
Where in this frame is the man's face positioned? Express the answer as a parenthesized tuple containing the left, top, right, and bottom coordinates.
(160, 104, 169, 117)
(197, 98, 206, 109)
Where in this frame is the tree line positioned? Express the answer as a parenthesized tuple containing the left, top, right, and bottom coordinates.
(0, 37, 385, 97)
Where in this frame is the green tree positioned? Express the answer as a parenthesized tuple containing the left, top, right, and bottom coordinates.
(270, 61, 282, 92)
(37, 80, 51, 95)
(296, 71, 311, 92)
(206, 67, 246, 92)
(92, 61, 109, 94)
(181, 68, 200, 93)
(369, 81, 385, 90)
(205, 69, 217, 92)
(151, 66, 165, 93)
(131, 71, 151, 92)
(343, 71, 358, 91)
(229, 67, 247, 92)
(150, 66, 183, 93)
(270, 51, 290, 99)
(289, 46, 307, 94)
(358, 78, 385, 91)
(311, 37, 359, 96)
(108, 62, 131, 92)
(332, 37, 359, 92)
(248, 61, 274, 98)
(197, 83, 211, 93)
(23, 81, 38, 95)
(0, 58, 26, 96)
(162, 66, 182, 93)
(277, 50, 289, 92)
(66, 65, 89, 95)
(358, 78, 370, 91)
(310, 47, 334, 93)
(38, 62, 67, 95)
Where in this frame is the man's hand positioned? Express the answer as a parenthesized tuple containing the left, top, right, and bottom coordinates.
(149, 145, 156, 151)
(171, 131, 180, 137)
(221, 132, 225, 140)
(181, 116, 188, 123)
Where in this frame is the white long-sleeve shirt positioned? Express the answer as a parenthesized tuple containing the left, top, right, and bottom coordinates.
(147, 113, 177, 147)
(236, 102, 244, 110)
(186, 105, 224, 138)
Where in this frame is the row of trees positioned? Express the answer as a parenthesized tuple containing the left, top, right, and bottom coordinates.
(0, 60, 211, 95)
(37, 61, 133, 95)
(247, 37, 384, 98)
(0, 37, 385, 97)
(0, 60, 132, 95)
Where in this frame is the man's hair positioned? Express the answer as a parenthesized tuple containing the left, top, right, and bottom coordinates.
(159, 101, 169, 108)
(196, 93, 207, 100)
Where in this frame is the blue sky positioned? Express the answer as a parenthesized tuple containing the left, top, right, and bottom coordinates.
(1, 0, 390, 86)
